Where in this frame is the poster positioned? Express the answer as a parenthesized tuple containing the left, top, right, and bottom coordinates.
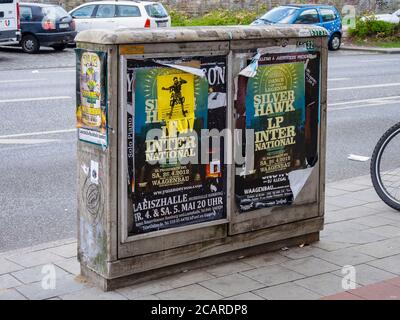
(127, 56, 227, 235)
(76, 49, 108, 147)
(235, 52, 320, 213)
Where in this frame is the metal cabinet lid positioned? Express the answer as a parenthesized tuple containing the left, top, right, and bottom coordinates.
(75, 25, 328, 45)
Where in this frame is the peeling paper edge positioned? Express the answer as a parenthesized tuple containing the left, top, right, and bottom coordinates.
(288, 167, 314, 200)
(152, 60, 206, 78)
(238, 45, 315, 78)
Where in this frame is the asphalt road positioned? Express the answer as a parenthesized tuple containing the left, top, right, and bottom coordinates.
(0, 46, 399, 252)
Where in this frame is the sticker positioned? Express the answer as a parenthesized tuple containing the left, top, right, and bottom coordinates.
(90, 160, 99, 185)
(153, 60, 206, 78)
(76, 49, 108, 148)
(81, 163, 89, 176)
(120, 45, 145, 55)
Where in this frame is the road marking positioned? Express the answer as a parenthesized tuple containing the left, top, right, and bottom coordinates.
(359, 59, 400, 63)
(330, 95, 400, 106)
(0, 96, 72, 103)
(0, 79, 46, 84)
(0, 139, 59, 145)
(348, 154, 370, 162)
(328, 78, 350, 81)
(329, 83, 400, 91)
(32, 68, 75, 74)
(0, 128, 76, 139)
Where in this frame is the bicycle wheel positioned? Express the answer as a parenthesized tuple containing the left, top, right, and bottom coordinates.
(370, 122, 400, 211)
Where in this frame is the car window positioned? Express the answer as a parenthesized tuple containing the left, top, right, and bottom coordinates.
(42, 6, 69, 19)
(71, 4, 96, 18)
(294, 9, 320, 24)
(259, 7, 299, 24)
(117, 5, 141, 17)
(145, 3, 168, 18)
(320, 8, 337, 22)
(20, 6, 33, 22)
(95, 4, 116, 18)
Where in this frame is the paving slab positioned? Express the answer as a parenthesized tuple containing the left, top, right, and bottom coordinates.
(156, 284, 223, 300)
(280, 257, 339, 276)
(368, 254, 400, 275)
(325, 188, 348, 197)
(61, 287, 127, 300)
(0, 288, 27, 300)
(346, 190, 381, 203)
(279, 246, 326, 260)
(324, 206, 378, 223)
(203, 260, 254, 277)
(351, 215, 398, 228)
(224, 292, 264, 300)
(117, 280, 174, 300)
(367, 225, 400, 238)
(15, 275, 89, 300)
(313, 248, 376, 266)
(12, 264, 69, 284)
(332, 264, 396, 286)
(328, 182, 370, 193)
(294, 273, 349, 296)
(48, 243, 77, 259)
(6, 250, 65, 268)
(133, 295, 160, 300)
(254, 282, 322, 300)
(325, 195, 367, 209)
(323, 220, 369, 233)
(0, 258, 24, 275)
(242, 265, 305, 287)
(353, 238, 400, 259)
(242, 252, 289, 268)
(325, 203, 343, 212)
(312, 240, 355, 252)
(321, 229, 388, 245)
(161, 270, 215, 289)
(0, 274, 22, 290)
(53, 257, 81, 276)
(200, 274, 264, 297)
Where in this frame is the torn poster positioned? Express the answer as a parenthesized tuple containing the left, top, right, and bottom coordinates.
(126, 56, 228, 235)
(235, 51, 321, 213)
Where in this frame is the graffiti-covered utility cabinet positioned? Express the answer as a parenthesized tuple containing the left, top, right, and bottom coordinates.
(75, 26, 328, 291)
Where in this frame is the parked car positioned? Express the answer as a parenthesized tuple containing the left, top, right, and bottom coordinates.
(69, 1, 171, 33)
(361, 9, 400, 24)
(18, 3, 76, 53)
(252, 5, 343, 50)
(0, 0, 21, 45)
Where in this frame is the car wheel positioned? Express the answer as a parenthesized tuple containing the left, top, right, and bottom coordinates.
(51, 44, 67, 52)
(21, 35, 40, 54)
(329, 34, 341, 51)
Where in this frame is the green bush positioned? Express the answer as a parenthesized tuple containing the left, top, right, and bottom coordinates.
(169, 9, 265, 27)
(349, 17, 400, 39)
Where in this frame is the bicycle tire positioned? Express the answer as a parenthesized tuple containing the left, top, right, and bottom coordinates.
(370, 122, 400, 211)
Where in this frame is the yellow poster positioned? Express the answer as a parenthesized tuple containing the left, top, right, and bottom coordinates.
(157, 73, 195, 122)
(79, 51, 102, 128)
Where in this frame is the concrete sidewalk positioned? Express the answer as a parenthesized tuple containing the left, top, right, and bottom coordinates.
(2, 174, 400, 300)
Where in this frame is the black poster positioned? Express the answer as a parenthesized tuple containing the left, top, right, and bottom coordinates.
(235, 51, 320, 213)
(127, 56, 227, 235)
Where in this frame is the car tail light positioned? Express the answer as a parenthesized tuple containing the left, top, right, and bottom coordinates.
(43, 19, 56, 30)
(144, 18, 151, 28)
(16, 2, 20, 30)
